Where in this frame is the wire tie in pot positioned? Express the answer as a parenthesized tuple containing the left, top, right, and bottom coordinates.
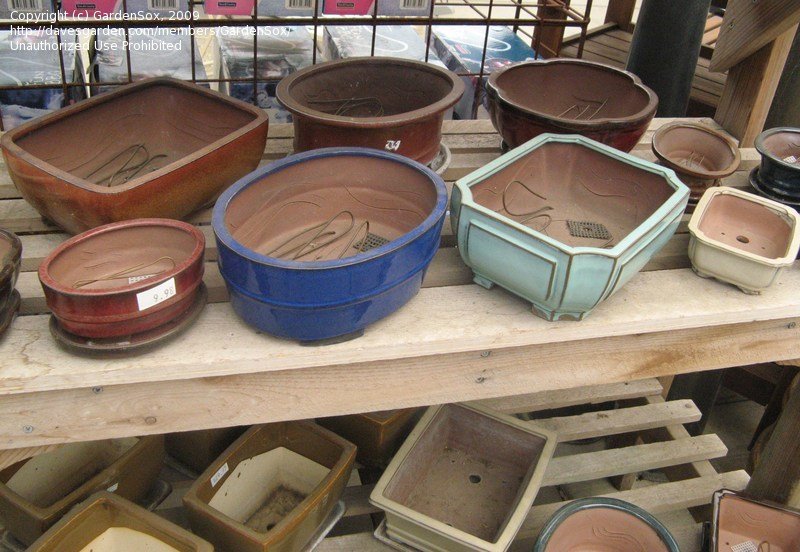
(72, 255, 177, 289)
(305, 96, 386, 117)
(85, 144, 167, 187)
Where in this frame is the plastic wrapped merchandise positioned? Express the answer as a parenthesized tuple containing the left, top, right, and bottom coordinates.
(323, 25, 445, 67)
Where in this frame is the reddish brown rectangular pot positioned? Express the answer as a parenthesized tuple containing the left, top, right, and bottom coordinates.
(1, 77, 269, 234)
(0, 436, 164, 546)
(165, 426, 248, 474)
(183, 421, 355, 552)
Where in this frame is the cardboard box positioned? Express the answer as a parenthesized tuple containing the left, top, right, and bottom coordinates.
(323, 25, 444, 66)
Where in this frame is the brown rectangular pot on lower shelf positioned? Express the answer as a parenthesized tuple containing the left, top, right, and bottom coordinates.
(165, 426, 248, 474)
(317, 408, 422, 467)
(28, 491, 213, 551)
(0, 435, 164, 546)
(182, 421, 356, 552)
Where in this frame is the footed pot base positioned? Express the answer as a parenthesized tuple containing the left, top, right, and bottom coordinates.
(532, 302, 587, 322)
(300, 330, 365, 347)
(472, 273, 495, 289)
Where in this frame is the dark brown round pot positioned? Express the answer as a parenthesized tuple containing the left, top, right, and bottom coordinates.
(0, 229, 22, 334)
(486, 58, 658, 152)
(39, 219, 205, 339)
(652, 122, 741, 204)
(276, 57, 465, 165)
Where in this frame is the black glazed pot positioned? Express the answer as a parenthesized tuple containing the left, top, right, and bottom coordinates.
(751, 127, 800, 205)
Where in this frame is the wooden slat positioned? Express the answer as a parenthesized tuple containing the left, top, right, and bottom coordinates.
(0, 444, 60, 471)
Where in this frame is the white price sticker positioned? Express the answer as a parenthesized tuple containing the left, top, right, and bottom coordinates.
(107, 482, 119, 493)
(136, 277, 177, 312)
(211, 463, 229, 487)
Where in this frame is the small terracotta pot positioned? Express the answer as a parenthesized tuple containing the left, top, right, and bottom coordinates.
(28, 491, 213, 551)
(652, 122, 741, 205)
(0, 228, 22, 336)
(1, 77, 269, 234)
(0, 436, 164, 546)
(712, 489, 800, 552)
(39, 219, 205, 339)
(165, 426, 248, 474)
(752, 127, 800, 204)
(486, 59, 658, 152)
(534, 497, 680, 552)
(276, 57, 464, 165)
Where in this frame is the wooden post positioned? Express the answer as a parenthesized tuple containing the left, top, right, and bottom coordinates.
(604, 0, 637, 33)
(766, 27, 800, 128)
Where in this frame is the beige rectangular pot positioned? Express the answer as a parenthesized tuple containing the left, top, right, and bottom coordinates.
(0, 435, 164, 546)
(370, 403, 557, 552)
(182, 421, 356, 552)
(688, 186, 800, 294)
(28, 491, 213, 551)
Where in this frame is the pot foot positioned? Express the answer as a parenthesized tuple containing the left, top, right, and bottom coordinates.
(473, 273, 495, 289)
(532, 303, 585, 322)
(691, 267, 714, 279)
(737, 286, 762, 296)
(300, 329, 365, 347)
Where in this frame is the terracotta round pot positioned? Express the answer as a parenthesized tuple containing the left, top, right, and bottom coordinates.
(752, 127, 800, 203)
(652, 122, 741, 205)
(39, 219, 205, 339)
(534, 497, 680, 552)
(0, 228, 22, 335)
(213, 147, 448, 342)
(276, 57, 465, 165)
(486, 59, 658, 152)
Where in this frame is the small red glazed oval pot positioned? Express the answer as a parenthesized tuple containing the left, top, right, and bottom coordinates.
(39, 219, 205, 339)
(486, 58, 658, 152)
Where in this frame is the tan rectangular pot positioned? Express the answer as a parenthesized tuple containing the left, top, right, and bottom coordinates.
(0, 435, 164, 546)
(183, 421, 356, 552)
(370, 403, 557, 552)
(28, 491, 213, 551)
(165, 426, 248, 474)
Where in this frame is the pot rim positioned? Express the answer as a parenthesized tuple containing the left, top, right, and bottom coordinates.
(711, 489, 800, 552)
(652, 122, 741, 179)
(486, 58, 658, 129)
(38, 218, 206, 298)
(212, 147, 448, 270)
(755, 126, 800, 171)
(688, 186, 800, 266)
(533, 497, 680, 552)
(0, 77, 269, 195)
(275, 57, 465, 128)
(0, 228, 21, 287)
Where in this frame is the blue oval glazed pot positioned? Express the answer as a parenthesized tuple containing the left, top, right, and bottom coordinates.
(751, 127, 800, 205)
(212, 147, 447, 342)
(534, 497, 680, 552)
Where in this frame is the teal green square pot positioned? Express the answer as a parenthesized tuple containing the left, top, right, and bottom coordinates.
(450, 133, 689, 321)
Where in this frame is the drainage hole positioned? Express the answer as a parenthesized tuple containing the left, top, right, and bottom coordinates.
(737, 235, 750, 244)
(469, 474, 482, 484)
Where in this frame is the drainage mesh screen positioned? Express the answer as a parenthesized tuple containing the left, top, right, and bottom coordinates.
(355, 233, 390, 252)
(567, 220, 612, 240)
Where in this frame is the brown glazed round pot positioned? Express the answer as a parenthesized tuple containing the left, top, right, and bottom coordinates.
(39, 219, 205, 339)
(276, 57, 465, 165)
(486, 59, 658, 152)
(0, 229, 22, 334)
(652, 122, 740, 205)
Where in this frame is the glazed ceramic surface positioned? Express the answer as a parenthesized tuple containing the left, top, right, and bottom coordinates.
(0, 228, 21, 335)
(1, 77, 269, 234)
(533, 497, 679, 552)
(276, 57, 464, 165)
(451, 134, 688, 321)
(688, 187, 800, 294)
(183, 421, 356, 552)
(370, 403, 556, 552)
(28, 492, 213, 551)
(213, 147, 448, 341)
(0, 436, 164, 546)
(165, 426, 247, 474)
(39, 219, 206, 339)
(486, 59, 657, 152)
(752, 127, 800, 204)
(652, 122, 741, 205)
(712, 490, 800, 552)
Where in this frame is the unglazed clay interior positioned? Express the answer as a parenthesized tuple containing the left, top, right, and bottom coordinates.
(209, 447, 329, 533)
(46, 225, 197, 291)
(286, 61, 454, 118)
(543, 508, 669, 552)
(15, 83, 256, 187)
(472, 142, 674, 248)
(761, 130, 800, 166)
(4, 438, 137, 508)
(493, 63, 650, 122)
(698, 194, 794, 260)
(655, 126, 737, 174)
(78, 528, 180, 552)
(383, 405, 546, 543)
(717, 494, 800, 551)
(225, 156, 438, 262)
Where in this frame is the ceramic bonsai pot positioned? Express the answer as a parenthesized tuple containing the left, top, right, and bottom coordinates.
(1, 77, 269, 234)
(0, 229, 21, 336)
(165, 426, 248, 474)
(652, 122, 741, 205)
(751, 127, 800, 205)
(213, 147, 448, 342)
(318, 408, 422, 467)
(451, 133, 688, 321)
(486, 59, 658, 152)
(182, 421, 356, 552)
(276, 57, 464, 165)
(28, 492, 213, 551)
(711, 489, 800, 551)
(39, 218, 206, 339)
(688, 187, 800, 294)
(369, 403, 556, 552)
(533, 497, 680, 552)
(0, 436, 164, 546)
